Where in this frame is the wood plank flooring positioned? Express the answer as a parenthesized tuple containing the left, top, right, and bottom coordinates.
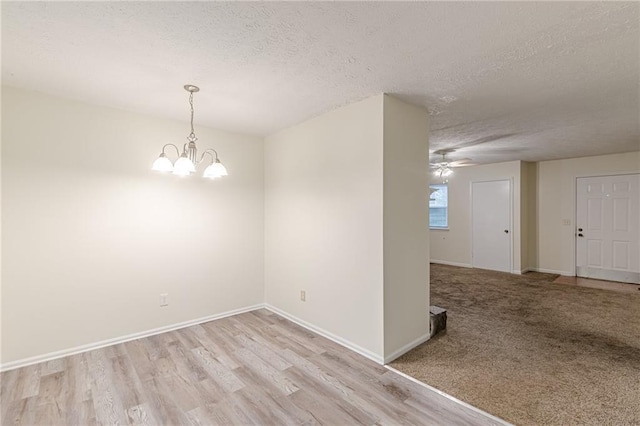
(1, 309, 506, 425)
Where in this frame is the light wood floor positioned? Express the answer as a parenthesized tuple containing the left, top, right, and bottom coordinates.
(1, 309, 504, 425)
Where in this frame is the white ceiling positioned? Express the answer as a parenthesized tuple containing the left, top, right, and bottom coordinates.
(2, 2, 639, 164)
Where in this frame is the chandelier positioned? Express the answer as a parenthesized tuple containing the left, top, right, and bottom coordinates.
(152, 85, 228, 179)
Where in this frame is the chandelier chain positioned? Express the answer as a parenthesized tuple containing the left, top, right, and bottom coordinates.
(187, 91, 197, 142)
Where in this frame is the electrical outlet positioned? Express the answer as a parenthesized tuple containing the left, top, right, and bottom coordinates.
(300, 290, 306, 302)
(159, 293, 169, 307)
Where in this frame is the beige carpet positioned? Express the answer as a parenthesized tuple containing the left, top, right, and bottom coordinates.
(391, 264, 640, 426)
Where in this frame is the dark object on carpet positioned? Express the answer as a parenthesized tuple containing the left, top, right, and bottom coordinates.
(429, 305, 447, 338)
(391, 264, 640, 426)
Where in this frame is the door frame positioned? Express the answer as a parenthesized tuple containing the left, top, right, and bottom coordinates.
(574, 172, 640, 278)
(470, 178, 514, 273)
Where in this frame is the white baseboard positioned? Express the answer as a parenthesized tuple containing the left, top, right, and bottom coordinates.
(384, 332, 431, 364)
(384, 366, 512, 425)
(434, 264, 571, 278)
(0, 304, 265, 372)
(528, 267, 572, 276)
(3, 302, 429, 372)
(264, 304, 385, 365)
(430, 259, 472, 268)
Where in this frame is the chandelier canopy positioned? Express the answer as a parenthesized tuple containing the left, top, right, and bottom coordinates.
(152, 85, 228, 179)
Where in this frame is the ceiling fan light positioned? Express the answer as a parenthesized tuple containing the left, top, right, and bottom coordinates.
(442, 167, 453, 177)
(152, 153, 173, 172)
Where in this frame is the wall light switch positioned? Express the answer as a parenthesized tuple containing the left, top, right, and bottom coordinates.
(159, 293, 169, 307)
(300, 291, 306, 302)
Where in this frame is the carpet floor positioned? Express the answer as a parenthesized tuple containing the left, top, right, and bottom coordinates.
(390, 264, 640, 426)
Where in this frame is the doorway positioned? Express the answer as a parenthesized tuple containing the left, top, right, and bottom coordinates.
(471, 179, 512, 272)
(576, 174, 640, 284)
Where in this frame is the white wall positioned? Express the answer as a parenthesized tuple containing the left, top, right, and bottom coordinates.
(382, 96, 430, 358)
(264, 95, 386, 360)
(265, 95, 430, 362)
(430, 161, 522, 273)
(520, 162, 529, 271)
(3, 89, 429, 368)
(1, 87, 265, 364)
(0, 90, 3, 364)
(533, 152, 640, 275)
(523, 161, 537, 272)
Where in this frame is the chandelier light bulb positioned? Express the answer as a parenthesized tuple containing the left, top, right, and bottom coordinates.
(152, 153, 174, 172)
(173, 155, 196, 176)
(203, 163, 221, 179)
(212, 160, 228, 177)
(203, 159, 228, 179)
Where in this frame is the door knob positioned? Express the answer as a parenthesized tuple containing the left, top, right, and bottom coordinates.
(504, 230, 509, 234)
(578, 233, 584, 237)
(578, 228, 583, 232)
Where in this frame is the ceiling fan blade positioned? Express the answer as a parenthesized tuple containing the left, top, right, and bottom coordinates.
(432, 149, 456, 156)
(451, 162, 478, 167)
(446, 133, 517, 151)
(448, 158, 472, 166)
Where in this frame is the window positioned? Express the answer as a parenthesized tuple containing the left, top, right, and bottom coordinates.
(429, 184, 448, 228)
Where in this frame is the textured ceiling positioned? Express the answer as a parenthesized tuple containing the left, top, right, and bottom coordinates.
(2, 2, 639, 164)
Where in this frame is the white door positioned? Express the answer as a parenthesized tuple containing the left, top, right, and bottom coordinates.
(576, 174, 640, 284)
(472, 180, 512, 272)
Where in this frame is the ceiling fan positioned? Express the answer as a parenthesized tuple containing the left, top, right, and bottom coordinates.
(429, 151, 474, 178)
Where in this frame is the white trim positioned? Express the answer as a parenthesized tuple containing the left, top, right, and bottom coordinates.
(432, 263, 535, 276)
(527, 267, 572, 275)
(509, 177, 514, 275)
(264, 304, 384, 364)
(384, 365, 512, 426)
(430, 259, 472, 268)
(384, 332, 431, 364)
(0, 304, 265, 372)
(574, 171, 640, 179)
